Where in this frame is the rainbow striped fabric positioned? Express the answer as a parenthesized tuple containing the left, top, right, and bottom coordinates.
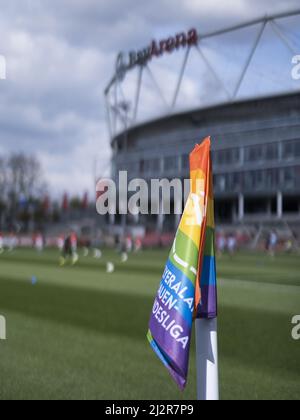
(147, 137, 217, 390)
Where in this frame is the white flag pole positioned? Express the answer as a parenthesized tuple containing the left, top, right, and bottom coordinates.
(195, 318, 219, 401)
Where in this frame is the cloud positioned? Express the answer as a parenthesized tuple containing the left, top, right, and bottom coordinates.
(38, 121, 111, 196)
(0, 15, 112, 195)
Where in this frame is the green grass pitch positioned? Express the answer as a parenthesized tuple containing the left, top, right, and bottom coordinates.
(0, 248, 299, 400)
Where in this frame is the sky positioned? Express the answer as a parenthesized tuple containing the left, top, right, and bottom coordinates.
(0, 0, 299, 197)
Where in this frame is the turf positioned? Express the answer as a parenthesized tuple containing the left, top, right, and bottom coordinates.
(0, 248, 299, 400)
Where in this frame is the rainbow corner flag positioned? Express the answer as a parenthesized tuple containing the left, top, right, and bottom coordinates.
(147, 137, 217, 390)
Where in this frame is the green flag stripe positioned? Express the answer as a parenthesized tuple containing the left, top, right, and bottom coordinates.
(169, 229, 199, 284)
(203, 226, 215, 257)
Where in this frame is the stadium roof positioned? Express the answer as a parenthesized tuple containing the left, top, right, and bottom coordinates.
(111, 90, 300, 145)
(105, 9, 300, 140)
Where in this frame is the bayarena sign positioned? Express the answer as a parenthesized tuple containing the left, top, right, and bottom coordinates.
(116, 28, 198, 80)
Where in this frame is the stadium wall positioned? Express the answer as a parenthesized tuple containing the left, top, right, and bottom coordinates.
(111, 92, 300, 231)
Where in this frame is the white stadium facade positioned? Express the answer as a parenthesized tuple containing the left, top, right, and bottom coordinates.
(104, 10, 300, 232)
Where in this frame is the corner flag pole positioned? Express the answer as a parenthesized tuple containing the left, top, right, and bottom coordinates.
(195, 318, 219, 400)
(147, 138, 219, 393)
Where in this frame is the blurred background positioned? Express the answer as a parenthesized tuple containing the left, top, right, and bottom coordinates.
(0, 0, 299, 400)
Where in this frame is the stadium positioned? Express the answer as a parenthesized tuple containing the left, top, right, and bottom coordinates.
(1, 4, 300, 402)
(105, 10, 300, 239)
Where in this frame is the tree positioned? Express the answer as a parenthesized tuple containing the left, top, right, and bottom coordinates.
(8, 154, 44, 200)
(0, 157, 7, 229)
(5, 153, 47, 229)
